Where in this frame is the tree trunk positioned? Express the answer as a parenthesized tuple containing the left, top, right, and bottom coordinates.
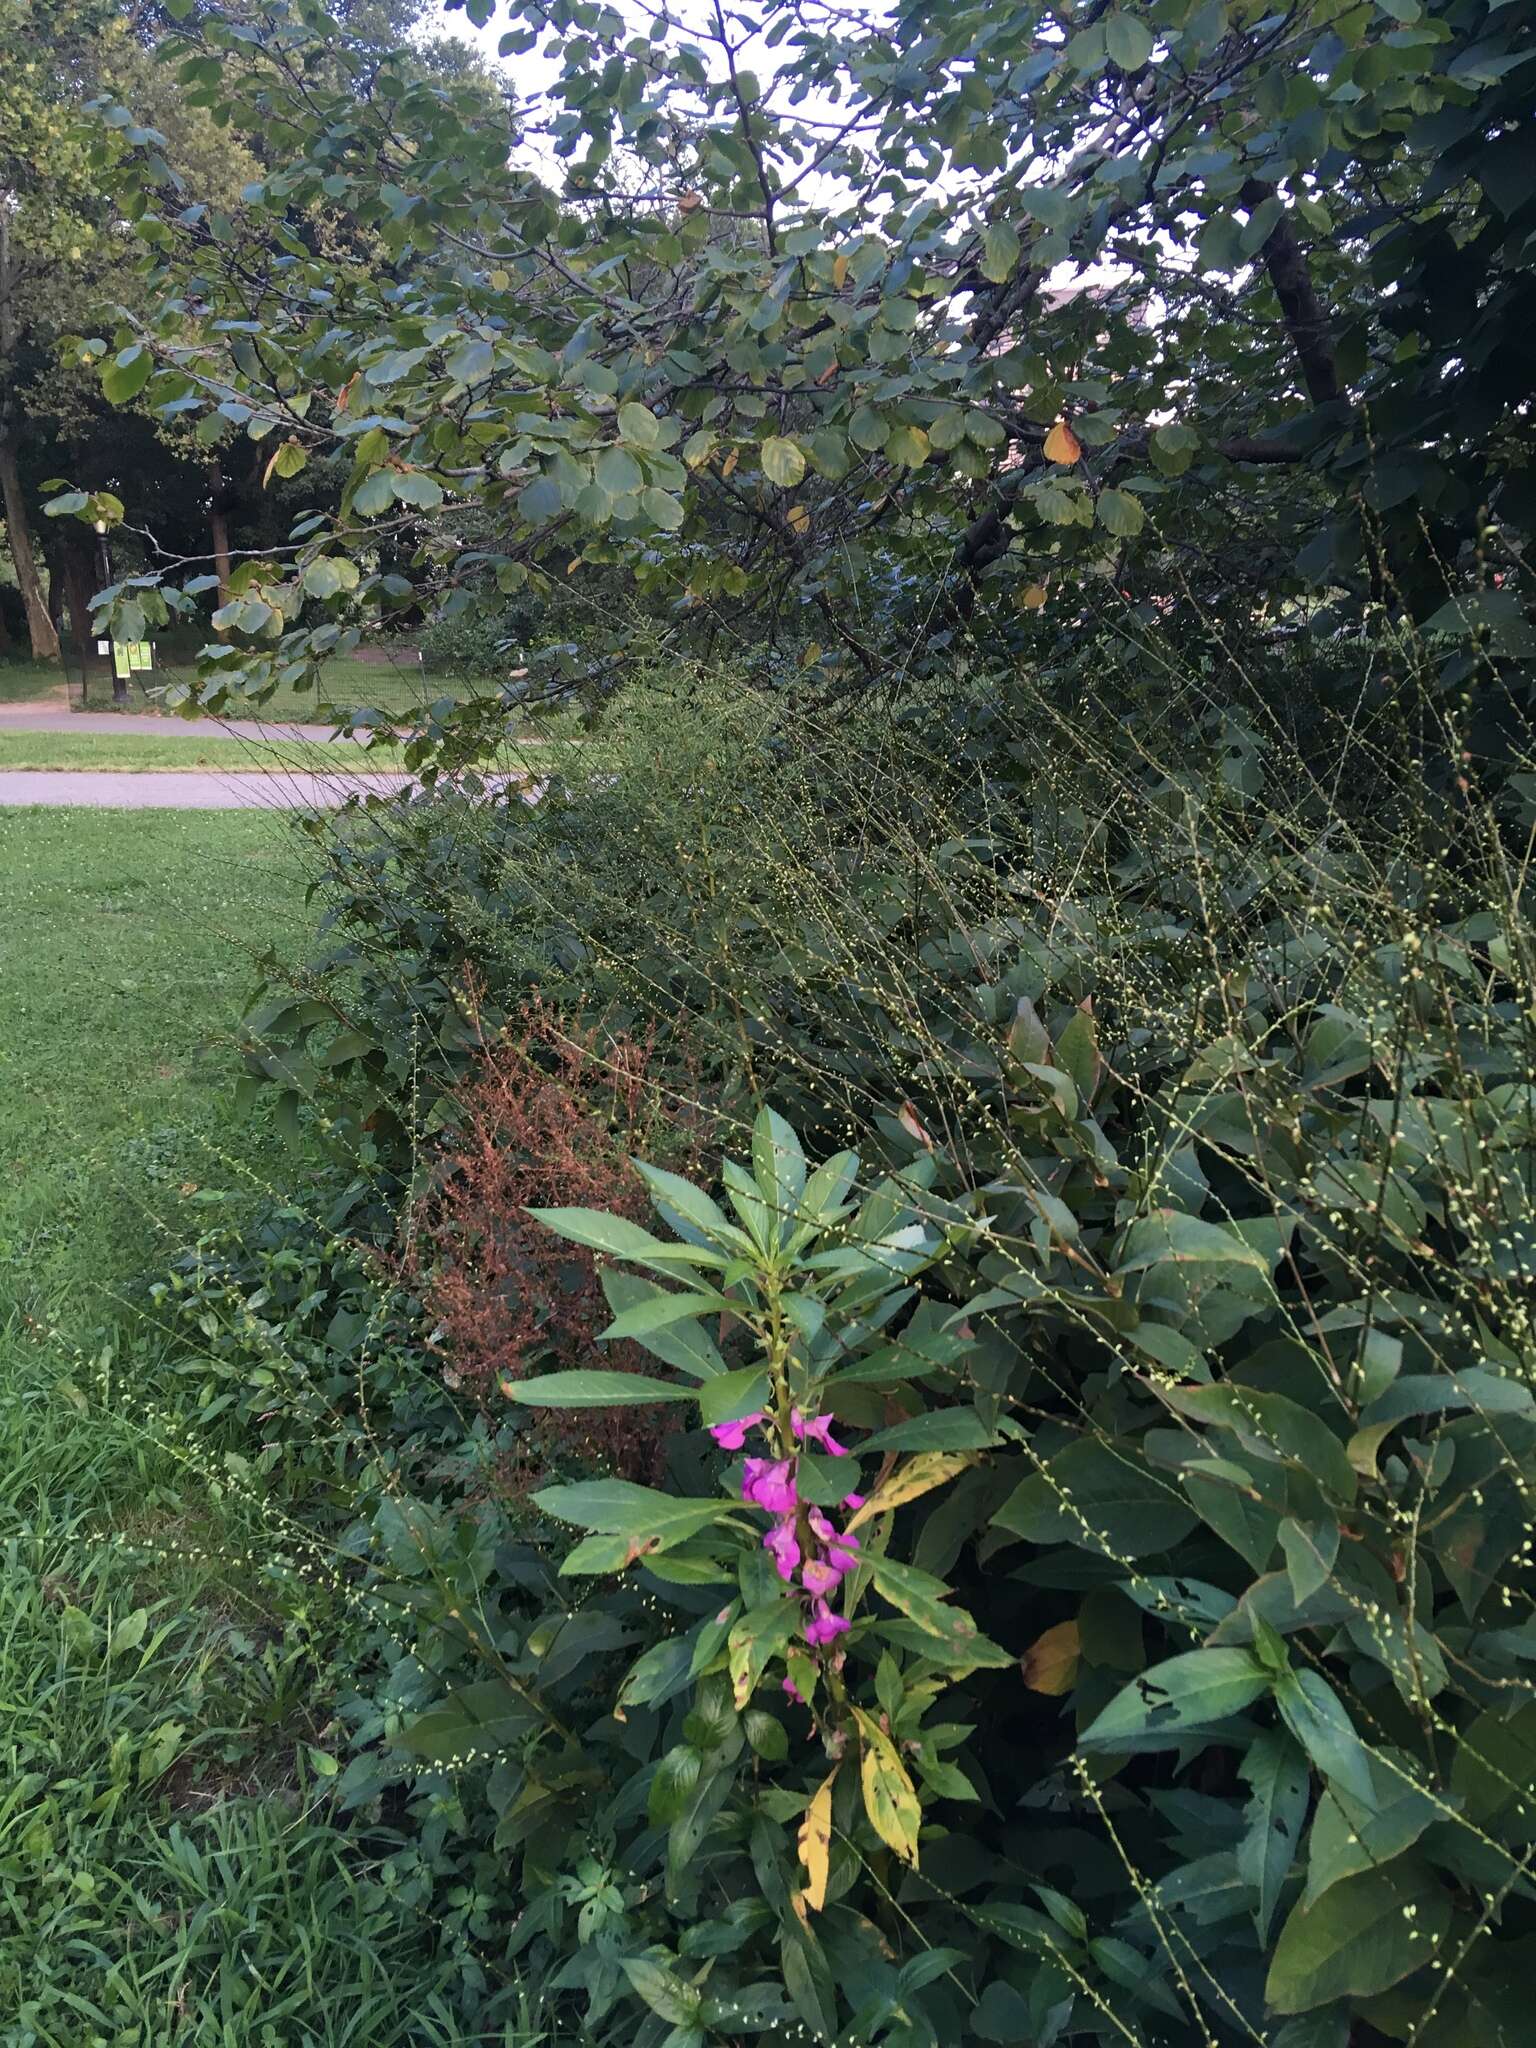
(0, 434, 60, 661)
(0, 205, 59, 662)
(59, 540, 101, 703)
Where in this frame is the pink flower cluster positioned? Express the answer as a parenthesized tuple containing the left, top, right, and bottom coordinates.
(711, 1405, 864, 1654)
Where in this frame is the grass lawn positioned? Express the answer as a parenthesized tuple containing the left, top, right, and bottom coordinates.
(0, 730, 403, 773)
(0, 655, 69, 702)
(0, 810, 309, 1328)
(0, 810, 487, 2041)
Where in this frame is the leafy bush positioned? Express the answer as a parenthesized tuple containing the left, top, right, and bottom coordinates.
(369, 764, 1536, 2045)
(164, 637, 1536, 2042)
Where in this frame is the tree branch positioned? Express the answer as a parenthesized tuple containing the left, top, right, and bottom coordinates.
(1241, 179, 1340, 408)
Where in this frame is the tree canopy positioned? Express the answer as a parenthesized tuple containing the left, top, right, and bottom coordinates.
(61, 0, 1534, 721)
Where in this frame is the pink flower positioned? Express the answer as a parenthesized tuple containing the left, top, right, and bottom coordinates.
(842, 1492, 866, 1511)
(802, 1558, 842, 1598)
(763, 1517, 802, 1583)
(741, 1457, 798, 1515)
(709, 1410, 763, 1451)
(805, 1600, 851, 1647)
(783, 1675, 805, 1705)
(792, 1408, 849, 1457)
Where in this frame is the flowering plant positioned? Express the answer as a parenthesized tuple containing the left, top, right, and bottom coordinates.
(513, 1107, 1011, 1873)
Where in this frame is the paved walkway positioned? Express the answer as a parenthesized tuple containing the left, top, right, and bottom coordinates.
(0, 768, 430, 808)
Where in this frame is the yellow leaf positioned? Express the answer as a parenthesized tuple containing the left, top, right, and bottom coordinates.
(845, 1453, 979, 1534)
(832, 253, 849, 289)
(854, 1709, 921, 1866)
(798, 1768, 836, 1912)
(677, 190, 703, 213)
(787, 503, 810, 533)
(1020, 583, 1048, 610)
(489, 268, 511, 290)
(721, 446, 739, 478)
(1021, 1619, 1080, 1695)
(1044, 420, 1082, 465)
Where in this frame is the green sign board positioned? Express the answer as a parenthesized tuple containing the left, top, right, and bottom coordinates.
(110, 640, 152, 680)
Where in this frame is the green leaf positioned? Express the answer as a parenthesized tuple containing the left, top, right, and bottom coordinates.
(698, 1368, 769, 1428)
(600, 1288, 727, 1340)
(1302, 1758, 1437, 1907)
(534, 1478, 722, 1535)
(743, 1708, 789, 1761)
(1266, 1866, 1450, 2013)
(1280, 1518, 1339, 1604)
(750, 1108, 807, 1230)
(1273, 1668, 1376, 1808)
(648, 1744, 703, 1824)
(109, 1609, 149, 1658)
(641, 487, 685, 530)
(859, 1408, 997, 1454)
(526, 1206, 718, 1270)
(351, 469, 395, 516)
(617, 401, 660, 446)
(1078, 1648, 1270, 1751)
(761, 436, 806, 487)
(394, 1679, 539, 1761)
(1238, 1732, 1310, 1941)
(1450, 1702, 1536, 1832)
(600, 1270, 726, 1379)
(519, 474, 563, 522)
(596, 445, 644, 496)
(444, 336, 493, 383)
(103, 344, 152, 404)
(391, 470, 444, 509)
(621, 1956, 700, 2026)
(993, 1439, 1197, 1556)
(1163, 1385, 1356, 1504)
(632, 1163, 745, 1250)
(884, 424, 931, 468)
(728, 1599, 799, 1708)
(1105, 13, 1154, 69)
(508, 1369, 693, 1406)
(302, 556, 360, 599)
(848, 405, 887, 451)
(981, 220, 1022, 284)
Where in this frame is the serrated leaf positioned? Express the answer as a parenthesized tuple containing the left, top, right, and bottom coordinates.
(1044, 420, 1082, 465)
